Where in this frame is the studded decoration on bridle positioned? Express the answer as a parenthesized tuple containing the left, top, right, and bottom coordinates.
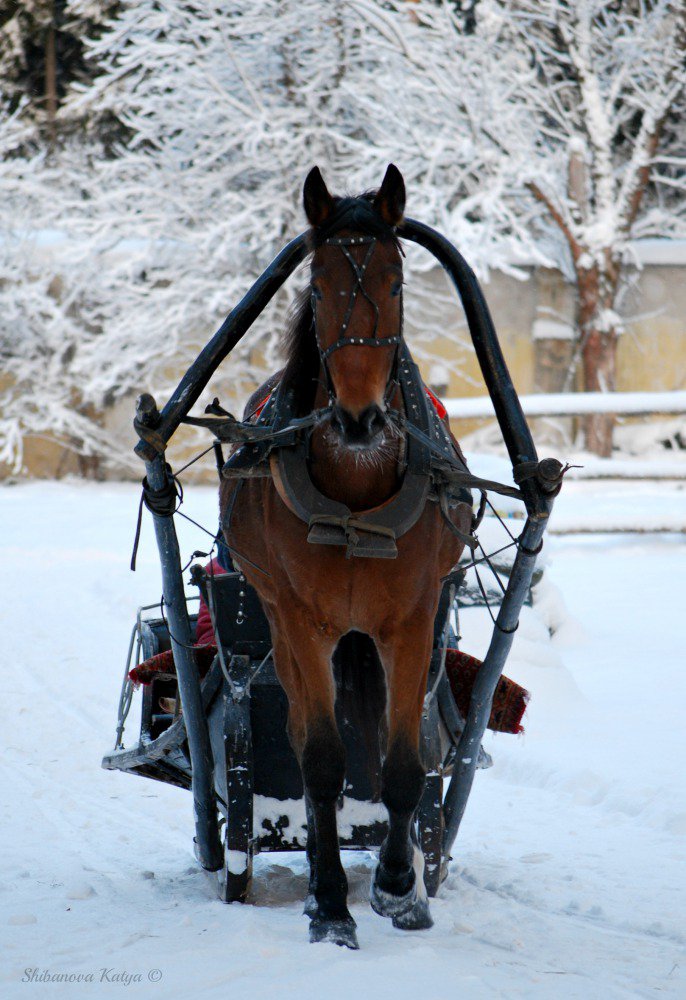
(312, 232, 404, 404)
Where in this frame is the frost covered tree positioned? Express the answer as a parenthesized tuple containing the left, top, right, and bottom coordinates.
(365, 0, 686, 455)
(0, 0, 120, 147)
(0, 144, 140, 476)
(510, 0, 686, 455)
(44, 0, 481, 471)
(5, 0, 682, 473)
(1, 0, 65, 143)
(0, 1, 126, 476)
(4, 1, 411, 474)
(52, 1, 370, 432)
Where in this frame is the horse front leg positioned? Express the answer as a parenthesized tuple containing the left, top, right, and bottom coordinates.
(273, 627, 358, 949)
(302, 714, 357, 947)
(371, 619, 435, 931)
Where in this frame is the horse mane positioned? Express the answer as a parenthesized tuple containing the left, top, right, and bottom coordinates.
(279, 288, 320, 415)
(279, 192, 403, 413)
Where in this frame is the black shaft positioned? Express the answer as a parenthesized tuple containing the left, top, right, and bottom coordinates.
(441, 511, 550, 857)
(135, 219, 539, 516)
(394, 219, 561, 846)
(131, 216, 561, 872)
(398, 219, 542, 515)
(145, 453, 223, 871)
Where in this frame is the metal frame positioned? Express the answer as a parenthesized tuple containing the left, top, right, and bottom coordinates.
(129, 218, 560, 877)
(112, 596, 200, 753)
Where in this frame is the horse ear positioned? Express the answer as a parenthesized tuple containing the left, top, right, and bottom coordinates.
(303, 166, 334, 227)
(373, 164, 405, 227)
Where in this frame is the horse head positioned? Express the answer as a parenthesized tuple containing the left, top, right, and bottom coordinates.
(303, 164, 406, 449)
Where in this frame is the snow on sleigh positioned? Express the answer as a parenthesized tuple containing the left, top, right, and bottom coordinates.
(103, 194, 565, 915)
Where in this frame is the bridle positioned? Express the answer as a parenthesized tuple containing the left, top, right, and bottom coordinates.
(311, 233, 403, 406)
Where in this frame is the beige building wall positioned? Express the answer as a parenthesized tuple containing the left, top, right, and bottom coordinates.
(404, 261, 686, 446)
(409, 262, 686, 401)
(617, 265, 686, 392)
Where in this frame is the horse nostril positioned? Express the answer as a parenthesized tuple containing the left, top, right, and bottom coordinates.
(359, 404, 386, 437)
(331, 404, 348, 436)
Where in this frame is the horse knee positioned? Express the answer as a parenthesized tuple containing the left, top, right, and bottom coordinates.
(381, 738, 425, 816)
(302, 721, 346, 804)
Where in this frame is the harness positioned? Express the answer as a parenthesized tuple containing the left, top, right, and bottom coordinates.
(267, 345, 466, 558)
(185, 342, 513, 559)
(313, 233, 403, 405)
(180, 209, 535, 560)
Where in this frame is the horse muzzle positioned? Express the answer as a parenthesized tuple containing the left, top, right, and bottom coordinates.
(330, 402, 387, 449)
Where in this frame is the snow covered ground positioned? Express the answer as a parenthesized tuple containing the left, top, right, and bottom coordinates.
(2, 477, 685, 999)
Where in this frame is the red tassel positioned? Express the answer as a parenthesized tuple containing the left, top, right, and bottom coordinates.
(425, 386, 447, 420)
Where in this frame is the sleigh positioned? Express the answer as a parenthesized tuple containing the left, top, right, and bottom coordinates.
(103, 213, 563, 905)
(104, 555, 529, 900)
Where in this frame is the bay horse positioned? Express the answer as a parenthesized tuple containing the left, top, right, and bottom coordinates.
(220, 165, 472, 948)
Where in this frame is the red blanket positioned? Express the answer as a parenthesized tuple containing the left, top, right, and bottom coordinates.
(130, 644, 528, 735)
(444, 649, 528, 734)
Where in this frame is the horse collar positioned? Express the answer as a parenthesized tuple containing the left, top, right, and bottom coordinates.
(270, 346, 454, 559)
(219, 344, 473, 560)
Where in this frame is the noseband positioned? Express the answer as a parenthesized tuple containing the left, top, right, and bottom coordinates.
(312, 233, 403, 404)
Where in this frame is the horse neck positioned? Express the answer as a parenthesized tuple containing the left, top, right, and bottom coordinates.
(308, 379, 403, 512)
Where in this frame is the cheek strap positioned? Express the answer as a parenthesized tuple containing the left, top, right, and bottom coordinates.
(312, 234, 403, 401)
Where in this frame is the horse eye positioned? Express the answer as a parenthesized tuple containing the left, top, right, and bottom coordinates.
(391, 281, 403, 297)
(310, 285, 323, 302)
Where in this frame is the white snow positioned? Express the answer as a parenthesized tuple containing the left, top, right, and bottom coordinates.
(632, 239, 686, 266)
(225, 852, 248, 877)
(1, 479, 685, 998)
(560, 456, 686, 480)
(445, 390, 686, 420)
(462, 452, 686, 534)
(532, 318, 575, 341)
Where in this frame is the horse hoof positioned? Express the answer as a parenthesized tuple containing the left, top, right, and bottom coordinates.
(303, 893, 317, 918)
(370, 872, 416, 918)
(309, 916, 359, 949)
(392, 897, 433, 931)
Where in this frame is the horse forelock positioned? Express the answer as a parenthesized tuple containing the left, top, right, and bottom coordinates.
(311, 193, 401, 248)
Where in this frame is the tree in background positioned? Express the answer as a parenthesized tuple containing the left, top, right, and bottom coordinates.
(366, 0, 686, 455)
(0, 0, 126, 476)
(0, 0, 120, 147)
(34, 0, 482, 475)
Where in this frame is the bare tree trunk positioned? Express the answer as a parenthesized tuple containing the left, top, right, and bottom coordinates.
(575, 263, 619, 457)
(580, 328, 617, 457)
(45, 7, 57, 146)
